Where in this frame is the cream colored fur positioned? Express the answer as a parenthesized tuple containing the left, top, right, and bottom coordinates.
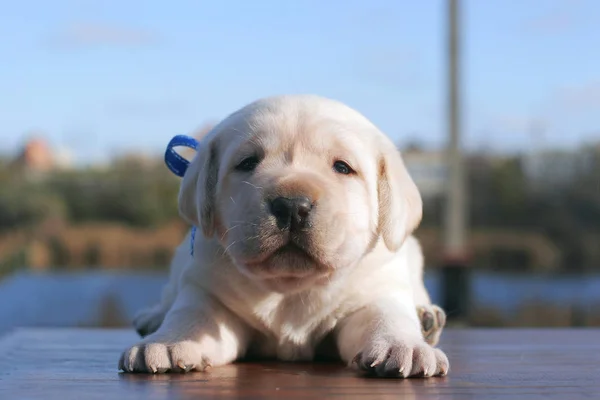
(119, 95, 448, 378)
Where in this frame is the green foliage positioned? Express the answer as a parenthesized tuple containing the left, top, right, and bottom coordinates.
(0, 159, 181, 232)
(0, 145, 599, 270)
(0, 175, 66, 232)
(420, 146, 600, 270)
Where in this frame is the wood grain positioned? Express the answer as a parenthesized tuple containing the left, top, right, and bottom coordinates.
(1, 328, 598, 399)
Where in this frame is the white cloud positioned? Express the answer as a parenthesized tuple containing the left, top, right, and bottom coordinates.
(50, 22, 158, 48)
(555, 82, 600, 112)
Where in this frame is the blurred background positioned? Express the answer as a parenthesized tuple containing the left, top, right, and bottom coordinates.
(0, 0, 599, 336)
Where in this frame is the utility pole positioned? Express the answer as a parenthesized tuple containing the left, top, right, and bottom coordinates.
(441, 0, 470, 322)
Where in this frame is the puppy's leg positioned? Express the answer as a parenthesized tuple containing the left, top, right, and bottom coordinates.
(336, 294, 449, 378)
(405, 236, 447, 346)
(133, 234, 191, 337)
(120, 283, 251, 373)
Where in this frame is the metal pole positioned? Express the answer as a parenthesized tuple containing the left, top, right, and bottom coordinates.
(442, 0, 470, 322)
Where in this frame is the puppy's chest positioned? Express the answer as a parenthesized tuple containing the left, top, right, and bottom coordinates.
(249, 296, 345, 361)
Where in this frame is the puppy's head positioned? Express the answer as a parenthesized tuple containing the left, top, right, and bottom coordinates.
(179, 95, 422, 293)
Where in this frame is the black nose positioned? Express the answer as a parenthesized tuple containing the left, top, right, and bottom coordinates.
(269, 196, 313, 230)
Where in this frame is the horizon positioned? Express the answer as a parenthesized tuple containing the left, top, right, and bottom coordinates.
(3, 129, 598, 171)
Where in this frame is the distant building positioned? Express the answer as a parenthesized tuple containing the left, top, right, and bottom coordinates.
(12, 135, 55, 174)
(401, 146, 510, 200)
(54, 146, 74, 170)
(401, 147, 447, 199)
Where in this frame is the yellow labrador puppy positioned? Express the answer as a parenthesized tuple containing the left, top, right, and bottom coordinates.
(119, 95, 448, 378)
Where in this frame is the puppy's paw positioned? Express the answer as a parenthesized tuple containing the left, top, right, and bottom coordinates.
(353, 338, 449, 378)
(133, 307, 167, 338)
(417, 304, 446, 346)
(118, 340, 211, 374)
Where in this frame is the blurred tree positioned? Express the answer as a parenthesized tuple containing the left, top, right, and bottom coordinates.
(40, 161, 180, 228)
(84, 242, 101, 268)
(1, 144, 598, 272)
(48, 236, 70, 267)
(0, 178, 66, 233)
(418, 144, 600, 271)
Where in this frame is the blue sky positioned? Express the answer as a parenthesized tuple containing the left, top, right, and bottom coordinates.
(1, 0, 599, 165)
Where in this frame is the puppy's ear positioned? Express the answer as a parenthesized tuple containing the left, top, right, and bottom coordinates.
(377, 140, 423, 252)
(178, 137, 219, 237)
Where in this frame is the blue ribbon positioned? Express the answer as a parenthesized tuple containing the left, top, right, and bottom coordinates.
(164, 134, 200, 177)
(190, 226, 197, 257)
(164, 134, 201, 257)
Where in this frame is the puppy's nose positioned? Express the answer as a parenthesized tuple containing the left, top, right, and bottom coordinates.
(269, 196, 313, 230)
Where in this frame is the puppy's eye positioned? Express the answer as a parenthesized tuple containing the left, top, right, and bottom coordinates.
(333, 160, 354, 175)
(235, 155, 260, 172)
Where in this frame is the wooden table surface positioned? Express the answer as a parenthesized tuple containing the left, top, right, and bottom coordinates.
(0, 328, 598, 399)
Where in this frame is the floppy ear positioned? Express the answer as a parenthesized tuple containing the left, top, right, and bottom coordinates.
(177, 137, 219, 237)
(377, 140, 423, 252)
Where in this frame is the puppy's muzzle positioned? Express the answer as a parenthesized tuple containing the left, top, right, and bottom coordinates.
(269, 196, 314, 231)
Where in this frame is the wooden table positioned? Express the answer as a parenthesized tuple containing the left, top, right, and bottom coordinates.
(1, 328, 598, 399)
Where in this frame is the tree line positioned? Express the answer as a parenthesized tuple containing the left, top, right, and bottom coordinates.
(1, 144, 599, 272)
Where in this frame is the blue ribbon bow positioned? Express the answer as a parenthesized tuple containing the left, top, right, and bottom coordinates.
(164, 134, 201, 257)
(164, 134, 200, 177)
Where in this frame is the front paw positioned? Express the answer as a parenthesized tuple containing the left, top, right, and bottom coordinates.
(417, 304, 446, 346)
(118, 340, 211, 374)
(353, 338, 449, 378)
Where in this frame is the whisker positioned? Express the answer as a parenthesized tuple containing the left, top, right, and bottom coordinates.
(224, 241, 237, 254)
(229, 221, 259, 227)
(221, 224, 241, 240)
(242, 180, 263, 190)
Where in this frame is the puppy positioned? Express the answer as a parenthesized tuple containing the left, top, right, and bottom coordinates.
(119, 95, 448, 378)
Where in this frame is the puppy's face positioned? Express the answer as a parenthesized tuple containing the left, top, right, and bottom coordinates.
(179, 96, 422, 293)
